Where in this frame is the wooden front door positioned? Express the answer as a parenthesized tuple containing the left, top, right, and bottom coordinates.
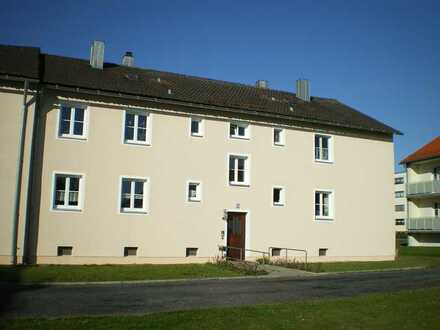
(227, 212, 246, 260)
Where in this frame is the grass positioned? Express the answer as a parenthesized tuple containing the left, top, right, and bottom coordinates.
(266, 246, 440, 273)
(0, 262, 252, 283)
(3, 287, 440, 329)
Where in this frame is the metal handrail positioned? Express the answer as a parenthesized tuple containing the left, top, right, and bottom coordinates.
(268, 247, 308, 266)
(245, 249, 270, 263)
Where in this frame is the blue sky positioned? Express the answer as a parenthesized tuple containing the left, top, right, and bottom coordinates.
(1, 0, 439, 171)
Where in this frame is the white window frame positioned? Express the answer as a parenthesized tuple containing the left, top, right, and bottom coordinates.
(314, 133, 333, 163)
(228, 153, 251, 186)
(229, 122, 250, 140)
(189, 117, 204, 137)
(57, 104, 88, 140)
(119, 176, 149, 214)
(186, 180, 202, 202)
(314, 189, 334, 221)
(51, 172, 85, 212)
(272, 186, 285, 206)
(273, 128, 285, 146)
(122, 110, 152, 146)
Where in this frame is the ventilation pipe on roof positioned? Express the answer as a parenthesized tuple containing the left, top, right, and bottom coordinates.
(90, 40, 105, 69)
(296, 79, 310, 102)
(255, 80, 268, 89)
(122, 51, 134, 67)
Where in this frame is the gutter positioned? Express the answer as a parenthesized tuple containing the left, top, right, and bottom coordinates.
(11, 79, 29, 265)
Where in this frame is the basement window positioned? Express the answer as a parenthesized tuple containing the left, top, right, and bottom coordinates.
(319, 248, 328, 257)
(186, 248, 198, 257)
(124, 247, 138, 256)
(271, 248, 281, 257)
(57, 246, 73, 256)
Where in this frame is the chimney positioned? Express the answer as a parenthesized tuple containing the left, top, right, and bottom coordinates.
(90, 40, 105, 70)
(255, 80, 269, 89)
(296, 79, 310, 102)
(122, 51, 134, 67)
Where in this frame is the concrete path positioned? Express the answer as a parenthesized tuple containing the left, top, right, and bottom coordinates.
(259, 264, 315, 277)
(2, 268, 440, 318)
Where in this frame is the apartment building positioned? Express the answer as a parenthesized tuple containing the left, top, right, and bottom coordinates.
(401, 136, 440, 246)
(394, 172, 407, 232)
(0, 42, 400, 265)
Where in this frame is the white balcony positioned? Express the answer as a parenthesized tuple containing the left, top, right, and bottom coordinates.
(406, 180, 440, 197)
(408, 216, 440, 232)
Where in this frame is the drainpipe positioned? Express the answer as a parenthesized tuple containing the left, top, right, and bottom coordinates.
(11, 79, 29, 265)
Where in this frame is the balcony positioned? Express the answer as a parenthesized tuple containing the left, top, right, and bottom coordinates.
(406, 180, 440, 197)
(408, 216, 440, 232)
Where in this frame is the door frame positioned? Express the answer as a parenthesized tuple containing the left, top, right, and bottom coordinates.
(225, 209, 250, 258)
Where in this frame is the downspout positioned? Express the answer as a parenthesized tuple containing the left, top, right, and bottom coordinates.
(11, 79, 29, 265)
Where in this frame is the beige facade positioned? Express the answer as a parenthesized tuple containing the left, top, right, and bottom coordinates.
(0, 84, 396, 264)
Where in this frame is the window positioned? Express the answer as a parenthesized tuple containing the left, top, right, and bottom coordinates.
(434, 203, 439, 217)
(120, 177, 148, 213)
(319, 248, 328, 256)
(434, 167, 440, 180)
(314, 134, 332, 162)
(57, 246, 73, 256)
(395, 219, 405, 226)
(229, 154, 250, 185)
(273, 187, 285, 206)
(394, 177, 404, 184)
(315, 190, 334, 220)
(395, 204, 405, 212)
(190, 118, 204, 137)
(271, 248, 281, 257)
(58, 105, 87, 139)
(124, 247, 138, 256)
(395, 191, 405, 198)
(52, 173, 83, 211)
(230, 122, 250, 139)
(124, 110, 150, 145)
(187, 181, 202, 202)
(273, 128, 285, 146)
(186, 248, 198, 257)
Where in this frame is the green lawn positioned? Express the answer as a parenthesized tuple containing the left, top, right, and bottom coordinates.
(3, 287, 440, 329)
(0, 263, 250, 283)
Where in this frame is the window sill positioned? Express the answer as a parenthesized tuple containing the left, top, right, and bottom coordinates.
(315, 217, 334, 221)
(190, 133, 204, 138)
(273, 203, 285, 207)
(58, 134, 87, 141)
(52, 206, 82, 212)
(314, 159, 333, 164)
(229, 135, 250, 140)
(273, 143, 285, 147)
(188, 199, 201, 202)
(124, 140, 151, 146)
(229, 182, 250, 187)
(121, 208, 148, 214)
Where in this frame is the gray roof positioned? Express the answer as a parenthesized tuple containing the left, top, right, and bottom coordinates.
(0, 44, 400, 135)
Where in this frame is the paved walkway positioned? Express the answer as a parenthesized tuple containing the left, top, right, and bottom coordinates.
(259, 264, 316, 277)
(2, 268, 440, 318)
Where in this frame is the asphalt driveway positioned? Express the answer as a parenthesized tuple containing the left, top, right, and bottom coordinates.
(2, 268, 440, 318)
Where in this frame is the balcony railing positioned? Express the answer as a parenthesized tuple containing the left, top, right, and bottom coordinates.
(406, 180, 440, 197)
(408, 216, 440, 232)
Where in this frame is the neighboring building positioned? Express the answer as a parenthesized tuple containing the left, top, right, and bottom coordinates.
(0, 42, 400, 265)
(401, 136, 440, 247)
(394, 172, 407, 232)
